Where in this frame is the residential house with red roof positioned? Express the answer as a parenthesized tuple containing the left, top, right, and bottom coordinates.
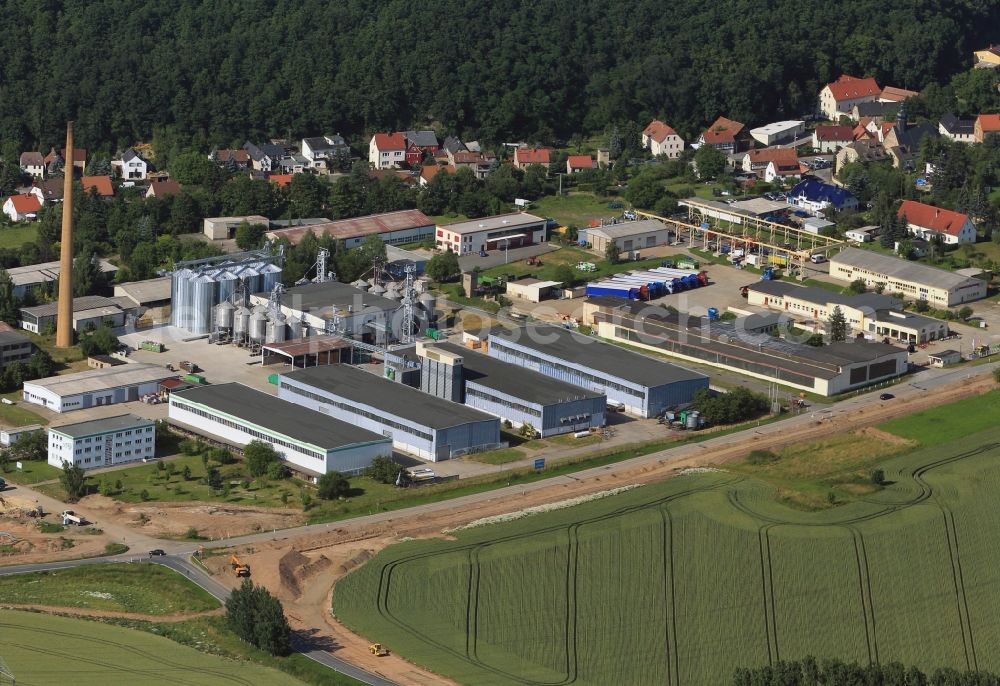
(899, 200, 976, 245)
(819, 75, 882, 121)
(269, 174, 293, 188)
(812, 125, 855, 153)
(450, 151, 495, 179)
(145, 180, 182, 199)
(19, 152, 44, 179)
(741, 147, 800, 176)
(82, 175, 114, 198)
(3, 194, 42, 222)
(697, 117, 749, 154)
(419, 164, 455, 187)
(403, 131, 439, 166)
(641, 120, 684, 158)
(512, 147, 551, 170)
(212, 148, 250, 169)
(974, 114, 1000, 143)
(368, 133, 407, 169)
(566, 155, 594, 173)
(878, 86, 919, 104)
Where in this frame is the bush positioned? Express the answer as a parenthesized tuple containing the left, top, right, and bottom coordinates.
(179, 439, 203, 456)
(364, 456, 403, 484)
(871, 468, 886, 485)
(317, 471, 351, 500)
(265, 461, 289, 480)
(139, 489, 150, 501)
(184, 526, 202, 540)
(244, 441, 278, 477)
(210, 448, 236, 465)
(693, 387, 770, 425)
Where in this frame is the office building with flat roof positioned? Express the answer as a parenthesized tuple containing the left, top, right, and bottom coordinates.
(48, 414, 155, 470)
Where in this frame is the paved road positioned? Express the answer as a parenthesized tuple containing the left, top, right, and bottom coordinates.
(457, 242, 558, 272)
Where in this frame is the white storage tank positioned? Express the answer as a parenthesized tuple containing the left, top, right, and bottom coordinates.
(215, 301, 235, 331)
(287, 315, 303, 339)
(248, 311, 268, 342)
(266, 313, 287, 343)
(233, 306, 251, 338)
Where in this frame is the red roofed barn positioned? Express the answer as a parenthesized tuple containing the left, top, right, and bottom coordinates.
(697, 116, 748, 153)
(3, 194, 42, 222)
(642, 120, 685, 158)
(513, 148, 551, 169)
(975, 114, 1000, 143)
(566, 155, 594, 173)
(82, 175, 114, 198)
(812, 125, 855, 152)
(820, 75, 882, 121)
(898, 200, 976, 245)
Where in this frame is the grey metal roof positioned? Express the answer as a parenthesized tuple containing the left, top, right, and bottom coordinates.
(747, 280, 901, 311)
(282, 364, 499, 430)
(587, 219, 669, 240)
(113, 277, 172, 305)
(404, 130, 439, 148)
(25, 363, 175, 396)
(171, 383, 390, 450)
(854, 101, 893, 117)
(7, 259, 118, 288)
(440, 212, 546, 235)
(435, 341, 604, 406)
(491, 325, 707, 387)
(20, 295, 131, 320)
(831, 247, 981, 291)
(50, 414, 152, 438)
(272, 281, 400, 316)
(0, 329, 31, 346)
(871, 309, 946, 329)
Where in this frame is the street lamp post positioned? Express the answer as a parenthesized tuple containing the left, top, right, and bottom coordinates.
(501, 238, 510, 264)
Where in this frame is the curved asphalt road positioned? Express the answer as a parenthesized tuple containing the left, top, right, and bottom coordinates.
(0, 360, 994, 686)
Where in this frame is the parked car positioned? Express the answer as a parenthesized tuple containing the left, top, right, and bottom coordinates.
(149, 549, 166, 557)
(879, 393, 894, 401)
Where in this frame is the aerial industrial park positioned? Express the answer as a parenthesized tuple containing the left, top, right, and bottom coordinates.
(1, 11, 1000, 682)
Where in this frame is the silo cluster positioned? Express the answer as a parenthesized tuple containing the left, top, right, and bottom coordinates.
(169, 255, 283, 335)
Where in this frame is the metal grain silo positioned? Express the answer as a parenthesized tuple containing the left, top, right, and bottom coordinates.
(248, 310, 268, 342)
(419, 291, 437, 315)
(286, 315, 303, 339)
(235, 263, 262, 297)
(233, 306, 251, 338)
(170, 268, 192, 329)
(215, 301, 235, 331)
(259, 262, 283, 295)
(352, 279, 369, 291)
(215, 269, 239, 304)
(266, 313, 287, 343)
(189, 273, 217, 334)
(370, 283, 386, 296)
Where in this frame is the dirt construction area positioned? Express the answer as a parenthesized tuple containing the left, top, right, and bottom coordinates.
(0, 493, 116, 564)
(199, 370, 996, 686)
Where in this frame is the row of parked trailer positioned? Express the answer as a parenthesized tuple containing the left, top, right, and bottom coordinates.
(585, 266, 709, 301)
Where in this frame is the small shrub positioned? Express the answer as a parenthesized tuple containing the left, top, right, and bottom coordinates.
(871, 468, 886, 485)
(139, 489, 150, 501)
(39, 521, 64, 533)
(184, 526, 202, 540)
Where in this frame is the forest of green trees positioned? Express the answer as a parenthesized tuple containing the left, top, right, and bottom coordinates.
(0, 1, 997, 158)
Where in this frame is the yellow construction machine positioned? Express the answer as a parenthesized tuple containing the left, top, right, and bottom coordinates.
(230, 554, 251, 577)
(370, 643, 389, 657)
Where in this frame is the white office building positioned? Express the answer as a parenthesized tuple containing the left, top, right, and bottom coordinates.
(47, 414, 156, 470)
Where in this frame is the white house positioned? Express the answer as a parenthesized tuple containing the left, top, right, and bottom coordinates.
(845, 226, 880, 243)
(938, 114, 976, 144)
(2, 194, 42, 222)
(369, 132, 407, 169)
(812, 125, 854, 153)
(301, 135, 349, 170)
(19, 152, 44, 179)
(819, 75, 882, 121)
(641, 120, 685, 158)
(47, 414, 156, 471)
(898, 200, 976, 245)
(117, 149, 148, 180)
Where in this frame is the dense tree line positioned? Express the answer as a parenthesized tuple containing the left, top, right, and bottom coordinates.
(0, 2, 996, 157)
(734, 657, 1000, 685)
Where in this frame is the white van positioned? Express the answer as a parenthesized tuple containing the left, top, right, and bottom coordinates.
(809, 254, 826, 264)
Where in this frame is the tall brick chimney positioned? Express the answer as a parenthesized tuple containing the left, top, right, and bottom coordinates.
(55, 122, 75, 348)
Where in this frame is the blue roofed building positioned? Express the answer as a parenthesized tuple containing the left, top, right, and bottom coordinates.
(787, 178, 858, 217)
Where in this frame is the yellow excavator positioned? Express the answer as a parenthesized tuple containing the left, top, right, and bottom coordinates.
(370, 643, 389, 657)
(230, 554, 251, 577)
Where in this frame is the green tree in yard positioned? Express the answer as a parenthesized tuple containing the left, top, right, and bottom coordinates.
(829, 305, 848, 342)
(244, 441, 278, 477)
(225, 579, 292, 656)
(79, 324, 121, 357)
(848, 278, 867, 295)
(10, 430, 46, 462)
(624, 172, 664, 210)
(364, 455, 403, 484)
(356, 233, 387, 269)
(205, 466, 223, 490)
(266, 461, 289, 480)
(0, 269, 18, 325)
(693, 144, 726, 180)
(234, 221, 267, 250)
(317, 470, 351, 500)
(169, 151, 223, 187)
(692, 387, 769, 425)
(426, 249, 461, 282)
(553, 264, 576, 287)
(914, 298, 930, 312)
(605, 241, 621, 264)
(958, 305, 974, 321)
(72, 247, 105, 297)
(182, 465, 192, 481)
(59, 461, 88, 501)
(286, 173, 327, 217)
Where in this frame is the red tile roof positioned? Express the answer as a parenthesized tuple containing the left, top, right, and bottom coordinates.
(814, 125, 855, 142)
(567, 155, 594, 169)
(825, 75, 881, 102)
(747, 147, 799, 166)
(269, 174, 293, 187)
(643, 120, 677, 143)
(266, 209, 433, 246)
(148, 180, 181, 197)
(879, 86, 919, 102)
(372, 132, 406, 151)
(82, 175, 114, 197)
(978, 114, 1000, 133)
(420, 165, 454, 182)
(217, 149, 249, 163)
(701, 116, 744, 144)
(898, 200, 970, 237)
(515, 148, 551, 164)
(60, 148, 87, 163)
(5, 194, 42, 214)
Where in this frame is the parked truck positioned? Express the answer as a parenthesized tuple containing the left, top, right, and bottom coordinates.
(61, 510, 85, 526)
(140, 341, 165, 353)
(178, 361, 199, 373)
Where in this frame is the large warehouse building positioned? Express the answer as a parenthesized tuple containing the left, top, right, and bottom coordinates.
(829, 247, 987, 307)
(23, 363, 175, 413)
(592, 302, 907, 396)
(584, 219, 674, 254)
(425, 341, 607, 437)
(169, 383, 392, 477)
(436, 212, 547, 255)
(279, 364, 502, 460)
(487, 325, 709, 417)
(47, 414, 155, 470)
(265, 210, 435, 248)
